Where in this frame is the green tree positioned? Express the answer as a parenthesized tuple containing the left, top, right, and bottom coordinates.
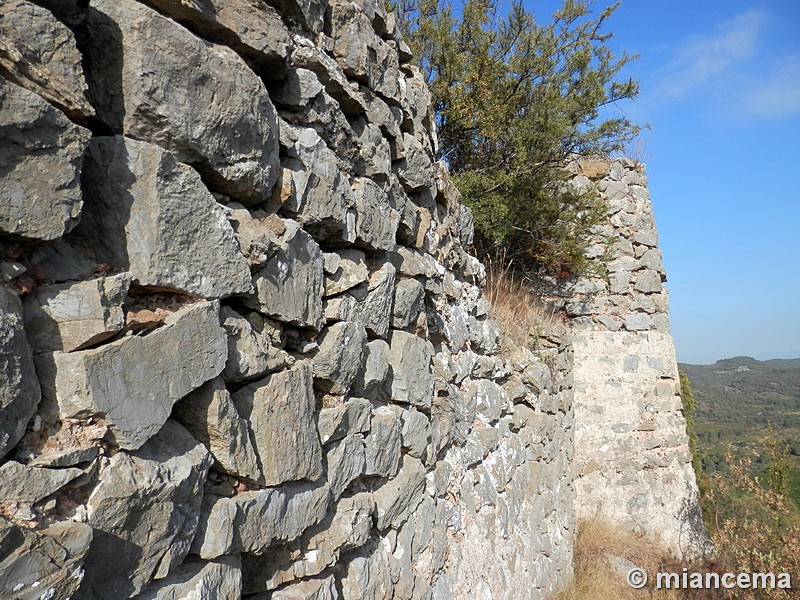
(393, 0, 642, 276)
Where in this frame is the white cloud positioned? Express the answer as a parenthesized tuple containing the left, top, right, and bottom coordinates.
(741, 54, 800, 118)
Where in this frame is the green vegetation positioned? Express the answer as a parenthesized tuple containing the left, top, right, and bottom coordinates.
(393, 0, 641, 276)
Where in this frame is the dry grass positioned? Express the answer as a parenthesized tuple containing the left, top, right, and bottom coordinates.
(556, 518, 688, 600)
(483, 260, 560, 351)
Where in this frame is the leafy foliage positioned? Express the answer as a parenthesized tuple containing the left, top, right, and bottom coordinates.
(393, 0, 641, 275)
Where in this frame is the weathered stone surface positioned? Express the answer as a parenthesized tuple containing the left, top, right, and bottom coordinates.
(0, 519, 92, 600)
(326, 433, 366, 500)
(220, 307, 292, 383)
(0, 287, 40, 461)
(340, 542, 393, 600)
(269, 574, 339, 600)
(131, 555, 242, 600)
(323, 249, 368, 296)
(0, 80, 90, 240)
(324, 263, 397, 340)
(352, 339, 390, 396)
(373, 456, 426, 530)
(392, 278, 425, 329)
(83, 0, 280, 203)
(243, 495, 373, 593)
(138, 0, 290, 77)
(0, 0, 93, 119)
(281, 127, 356, 244)
(394, 134, 434, 193)
(351, 178, 400, 251)
(317, 397, 371, 445)
(36, 301, 227, 450)
(191, 479, 330, 558)
(364, 408, 401, 477)
(74, 136, 252, 298)
(22, 274, 131, 353)
(0, 461, 82, 503)
(312, 321, 367, 396)
(386, 331, 433, 408)
(468, 379, 507, 423)
(246, 220, 325, 329)
(80, 420, 213, 598)
(232, 364, 323, 486)
(174, 377, 262, 482)
(392, 406, 430, 459)
(273, 68, 324, 109)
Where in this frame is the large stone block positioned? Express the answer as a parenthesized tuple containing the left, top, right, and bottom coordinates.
(36, 301, 227, 450)
(351, 178, 400, 251)
(131, 555, 242, 600)
(22, 274, 131, 353)
(232, 364, 323, 486)
(326, 433, 366, 500)
(0, 520, 92, 600)
(317, 397, 372, 445)
(80, 420, 213, 598)
(220, 306, 292, 383)
(191, 479, 330, 558)
(339, 542, 393, 600)
(82, 0, 279, 203)
(386, 331, 433, 408)
(373, 456, 426, 530)
(245, 220, 325, 329)
(0, 461, 82, 503)
(0, 287, 40, 460)
(0, 0, 93, 119)
(364, 408, 401, 477)
(312, 321, 367, 396)
(74, 136, 252, 298)
(0, 80, 90, 240)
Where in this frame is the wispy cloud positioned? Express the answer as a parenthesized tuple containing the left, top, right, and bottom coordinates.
(741, 54, 800, 119)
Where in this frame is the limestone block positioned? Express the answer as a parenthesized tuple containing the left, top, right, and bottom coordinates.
(324, 264, 397, 339)
(624, 313, 653, 331)
(173, 377, 262, 482)
(326, 433, 366, 500)
(317, 397, 372, 445)
(0, 460, 82, 503)
(243, 495, 373, 593)
(392, 278, 424, 329)
(246, 220, 325, 329)
(0, 520, 92, 600)
(391, 406, 431, 458)
(282, 127, 356, 243)
(80, 420, 213, 598)
(220, 306, 292, 383)
(323, 249, 369, 296)
(83, 0, 280, 203)
(394, 134, 434, 193)
(0, 0, 93, 119)
(191, 479, 330, 558)
(386, 331, 433, 408)
(269, 575, 339, 600)
(373, 456, 426, 530)
(273, 68, 324, 109)
(232, 364, 323, 486)
(364, 408, 401, 477)
(73, 136, 252, 298)
(0, 80, 90, 240)
(22, 274, 131, 353)
(340, 544, 393, 600)
(0, 287, 41, 460)
(138, 0, 290, 77)
(312, 321, 367, 396)
(36, 300, 227, 450)
(352, 117, 392, 178)
(351, 178, 400, 251)
(131, 555, 242, 600)
(271, 0, 326, 33)
(352, 339, 390, 396)
(634, 269, 663, 294)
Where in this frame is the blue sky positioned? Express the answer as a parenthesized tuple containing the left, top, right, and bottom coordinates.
(529, 1, 800, 364)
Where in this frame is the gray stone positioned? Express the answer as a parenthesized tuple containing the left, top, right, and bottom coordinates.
(81, 420, 213, 598)
(83, 0, 279, 203)
(364, 408, 401, 477)
(36, 301, 227, 451)
(174, 377, 262, 482)
(633, 230, 658, 247)
(246, 220, 325, 330)
(0, 520, 92, 600)
(386, 331, 433, 408)
(232, 364, 323, 486)
(0, 287, 41, 460)
(131, 555, 242, 600)
(352, 178, 400, 251)
(392, 407, 431, 458)
(395, 134, 434, 193)
(0, 80, 90, 240)
(29, 240, 97, 283)
(312, 322, 367, 396)
(0, 0, 93, 119)
(225, 206, 283, 270)
(326, 433, 366, 500)
(138, 0, 290, 77)
(639, 248, 665, 273)
(0, 461, 82, 503)
(269, 575, 339, 600)
(220, 307, 292, 383)
(624, 313, 653, 331)
(191, 479, 330, 558)
(273, 68, 324, 109)
(352, 340, 390, 396)
(22, 274, 131, 354)
(634, 269, 662, 294)
(317, 397, 372, 445)
(340, 543, 393, 600)
(352, 117, 392, 178)
(324, 264, 397, 339)
(74, 136, 252, 298)
(323, 249, 368, 296)
(373, 456, 426, 530)
(392, 278, 425, 329)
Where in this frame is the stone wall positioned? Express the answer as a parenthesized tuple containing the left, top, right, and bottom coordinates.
(560, 158, 707, 559)
(0, 0, 575, 598)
